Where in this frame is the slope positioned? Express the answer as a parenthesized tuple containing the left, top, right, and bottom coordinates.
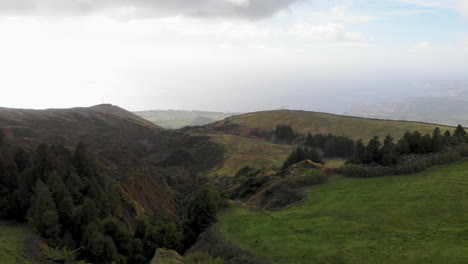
(0, 104, 224, 225)
(211, 110, 454, 142)
(217, 161, 468, 264)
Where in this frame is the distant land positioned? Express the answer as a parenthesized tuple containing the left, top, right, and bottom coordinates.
(134, 110, 239, 128)
(345, 83, 468, 127)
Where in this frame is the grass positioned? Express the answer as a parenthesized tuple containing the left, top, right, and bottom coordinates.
(217, 161, 468, 264)
(324, 158, 347, 169)
(208, 133, 294, 176)
(228, 110, 454, 141)
(0, 221, 34, 264)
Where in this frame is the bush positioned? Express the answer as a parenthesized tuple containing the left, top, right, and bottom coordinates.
(458, 143, 468, 157)
(289, 169, 328, 187)
(341, 150, 462, 178)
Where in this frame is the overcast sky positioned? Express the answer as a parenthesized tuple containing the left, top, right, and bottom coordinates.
(0, 0, 468, 112)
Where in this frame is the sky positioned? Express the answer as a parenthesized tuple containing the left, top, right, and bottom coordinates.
(0, 0, 467, 113)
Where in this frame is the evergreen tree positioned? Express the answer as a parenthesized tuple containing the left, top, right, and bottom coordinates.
(79, 198, 99, 226)
(73, 143, 94, 180)
(397, 133, 411, 154)
(421, 133, 433, 153)
(182, 186, 221, 250)
(366, 136, 382, 163)
(380, 135, 397, 166)
(274, 125, 296, 142)
(443, 130, 453, 146)
(432, 127, 444, 152)
(454, 124, 467, 143)
(81, 223, 118, 264)
(353, 139, 367, 164)
(27, 180, 61, 244)
(281, 147, 322, 169)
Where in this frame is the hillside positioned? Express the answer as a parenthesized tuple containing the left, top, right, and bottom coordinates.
(206, 133, 294, 176)
(0, 104, 161, 149)
(135, 110, 237, 129)
(196, 110, 455, 175)
(211, 110, 454, 142)
(0, 104, 225, 225)
(216, 161, 468, 264)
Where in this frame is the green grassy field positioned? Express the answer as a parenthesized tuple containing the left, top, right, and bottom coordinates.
(227, 110, 454, 141)
(217, 162, 468, 264)
(0, 221, 34, 264)
(208, 134, 294, 176)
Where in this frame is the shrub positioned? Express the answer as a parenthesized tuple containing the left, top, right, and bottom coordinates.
(289, 169, 328, 187)
(341, 150, 462, 178)
(458, 143, 468, 157)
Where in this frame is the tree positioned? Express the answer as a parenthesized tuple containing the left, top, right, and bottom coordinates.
(81, 223, 118, 264)
(281, 147, 322, 170)
(443, 130, 454, 146)
(27, 180, 61, 244)
(274, 125, 295, 142)
(380, 135, 397, 166)
(454, 124, 467, 143)
(182, 186, 221, 250)
(366, 136, 382, 163)
(421, 133, 433, 153)
(432, 127, 444, 152)
(352, 139, 367, 164)
(79, 198, 99, 226)
(73, 143, 94, 180)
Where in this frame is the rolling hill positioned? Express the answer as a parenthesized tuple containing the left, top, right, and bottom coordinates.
(211, 110, 454, 142)
(195, 110, 456, 176)
(216, 161, 468, 264)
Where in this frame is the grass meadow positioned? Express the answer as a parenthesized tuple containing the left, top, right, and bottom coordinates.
(0, 221, 34, 264)
(229, 110, 454, 142)
(208, 133, 294, 176)
(217, 161, 468, 264)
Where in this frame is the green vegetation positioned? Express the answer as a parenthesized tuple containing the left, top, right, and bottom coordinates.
(324, 158, 347, 168)
(217, 162, 468, 264)
(135, 110, 236, 129)
(281, 147, 322, 170)
(0, 221, 34, 264)
(227, 110, 453, 141)
(208, 134, 293, 176)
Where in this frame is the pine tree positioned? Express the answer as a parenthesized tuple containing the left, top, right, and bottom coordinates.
(454, 124, 467, 143)
(366, 136, 382, 163)
(353, 139, 366, 164)
(432, 127, 444, 152)
(27, 180, 61, 244)
(421, 133, 433, 153)
(80, 198, 99, 226)
(380, 135, 397, 166)
(443, 130, 453, 146)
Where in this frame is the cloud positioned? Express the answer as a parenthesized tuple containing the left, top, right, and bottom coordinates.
(460, 0, 468, 16)
(0, 0, 304, 19)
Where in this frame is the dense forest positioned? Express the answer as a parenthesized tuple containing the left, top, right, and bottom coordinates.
(0, 131, 223, 264)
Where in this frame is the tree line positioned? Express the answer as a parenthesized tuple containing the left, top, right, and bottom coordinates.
(349, 125, 467, 166)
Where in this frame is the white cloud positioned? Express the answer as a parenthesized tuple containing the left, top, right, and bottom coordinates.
(460, 0, 468, 16)
(0, 0, 304, 19)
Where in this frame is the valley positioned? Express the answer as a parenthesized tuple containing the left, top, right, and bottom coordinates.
(0, 104, 467, 264)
